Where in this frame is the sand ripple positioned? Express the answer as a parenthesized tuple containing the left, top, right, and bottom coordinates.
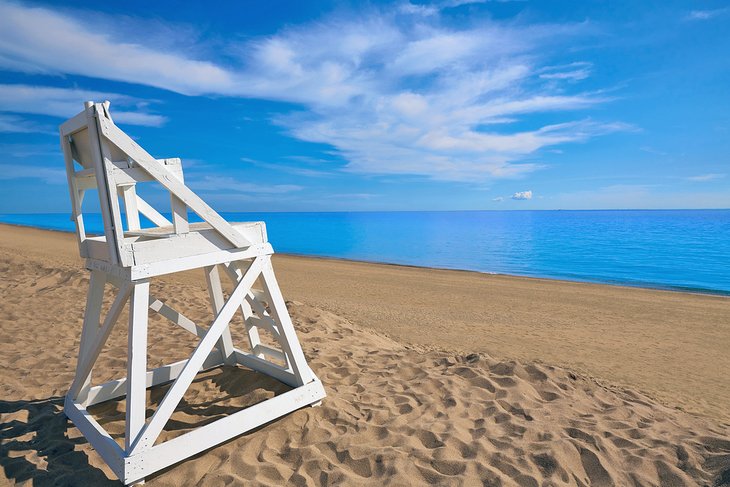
(0, 256, 729, 486)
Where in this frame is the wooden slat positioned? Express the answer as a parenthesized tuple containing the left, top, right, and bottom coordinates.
(130, 256, 265, 454)
(64, 397, 125, 479)
(68, 282, 132, 399)
(126, 281, 150, 452)
(85, 352, 224, 406)
(73, 269, 106, 405)
(122, 379, 326, 485)
(204, 265, 235, 365)
(120, 185, 141, 231)
(94, 104, 130, 265)
(59, 110, 88, 136)
(134, 194, 172, 227)
(97, 120, 249, 249)
(259, 257, 314, 386)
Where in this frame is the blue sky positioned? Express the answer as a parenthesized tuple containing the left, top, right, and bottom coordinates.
(0, 0, 728, 212)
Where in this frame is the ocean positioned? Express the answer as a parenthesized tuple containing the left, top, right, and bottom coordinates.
(1, 210, 728, 295)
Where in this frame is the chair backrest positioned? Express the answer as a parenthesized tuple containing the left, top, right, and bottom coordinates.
(60, 101, 249, 267)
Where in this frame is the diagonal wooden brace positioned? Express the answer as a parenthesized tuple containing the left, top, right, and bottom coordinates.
(128, 256, 265, 454)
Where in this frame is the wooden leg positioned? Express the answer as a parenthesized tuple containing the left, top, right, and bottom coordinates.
(75, 270, 106, 405)
(126, 280, 150, 452)
(204, 265, 236, 365)
(259, 256, 314, 386)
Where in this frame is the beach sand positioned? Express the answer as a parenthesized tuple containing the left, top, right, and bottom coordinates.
(0, 223, 728, 486)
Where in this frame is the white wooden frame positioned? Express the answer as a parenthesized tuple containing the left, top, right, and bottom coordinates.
(61, 102, 325, 485)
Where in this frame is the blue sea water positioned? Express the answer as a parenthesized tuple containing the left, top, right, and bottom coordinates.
(1, 210, 729, 295)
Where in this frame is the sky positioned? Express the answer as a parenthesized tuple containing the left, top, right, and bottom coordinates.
(0, 0, 728, 213)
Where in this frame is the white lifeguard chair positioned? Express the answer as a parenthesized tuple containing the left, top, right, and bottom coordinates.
(60, 101, 325, 485)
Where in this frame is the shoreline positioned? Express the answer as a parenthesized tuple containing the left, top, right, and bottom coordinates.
(1, 220, 728, 298)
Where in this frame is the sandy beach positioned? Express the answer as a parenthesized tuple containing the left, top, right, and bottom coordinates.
(1, 223, 729, 486)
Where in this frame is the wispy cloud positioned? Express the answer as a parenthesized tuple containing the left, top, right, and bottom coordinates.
(511, 190, 533, 200)
(240, 157, 335, 178)
(189, 175, 303, 193)
(539, 62, 592, 81)
(0, 84, 166, 126)
(0, 113, 53, 134)
(0, 163, 66, 184)
(687, 8, 728, 20)
(0, 2, 629, 181)
(686, 173, 726, 182)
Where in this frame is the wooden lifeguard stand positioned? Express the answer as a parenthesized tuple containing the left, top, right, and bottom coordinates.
(60, 101, 325, 485)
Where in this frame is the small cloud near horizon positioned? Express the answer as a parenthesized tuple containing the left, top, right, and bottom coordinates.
(686, 173, 726, 182)
(512, 190, 533, 200)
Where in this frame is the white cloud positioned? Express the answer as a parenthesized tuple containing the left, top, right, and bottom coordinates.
(687, 8, 728, 20)
(539, 62, 592, 81)
(0, 163, 66, 184)
(0, 84, 166, 126)
(0, 2, 629, 181)
(512, 190, 532, 200)
(492, 196, 504, 202)
(189, 175, 303, 194)
(686, 173, 726, 182)
(0, 113, 52, 134)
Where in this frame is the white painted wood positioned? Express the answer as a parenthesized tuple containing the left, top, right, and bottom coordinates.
(121, 185, 141, 231)
(126, 281, 150, 452)
(130, 256, 265, 453)
(61, 134, 88, 250)
(98, 120, 249, 249)
(68, 282, 132, 399)
(64, 396, 126, 478)
(148, 298, 210, 340)
(122, 379, 326, 485)
(129, 243, 273, 280)
(220, 262, 265, 352)
(84, 103, 121, 265)
(204, 265, 235, 365)
(134, 195, 172, 228)
(61, 102, 325, 485)
(259, 257, 315, 386)
(74, 269, 106, 405)
(233, 350, 297, 386)
(59, 110, 88, 137)
(86, 351, 224, 407)
(252, 344, 287, 364)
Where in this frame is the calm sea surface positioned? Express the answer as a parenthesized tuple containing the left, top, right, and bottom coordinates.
(1, 210, 728, 295)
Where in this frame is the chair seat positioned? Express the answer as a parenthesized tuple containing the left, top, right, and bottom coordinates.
(82, 221, 268, 267)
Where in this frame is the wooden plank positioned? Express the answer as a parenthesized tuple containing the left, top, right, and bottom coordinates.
(130, 256, 265, 453)
(61, 134, 88, 249)
(220, 262, 264, 352)
(97, 120, 249, 249)
(92, 103, 129, 265)
(129, 243, 272, 280)
(134, 194, 172, 228)
(64, 397, 125, 479)
(259, 256, 314, 386)
(68, 282, 132, 399)
(76, 160, 184, 188)
(126, 281, 150, 452)
(123, 379, 326, 485)
(73, 269, 106, 405)
(233, 350, 297, 386)
(85, 352, 224, 406)
(120, 185, 141, 231)
(204, 265, 235, 365)
(59, 110, 88, 137)
(170, 195, 189, 234)
(149, 298, 209, 340)
(252, 344, 287, 364)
